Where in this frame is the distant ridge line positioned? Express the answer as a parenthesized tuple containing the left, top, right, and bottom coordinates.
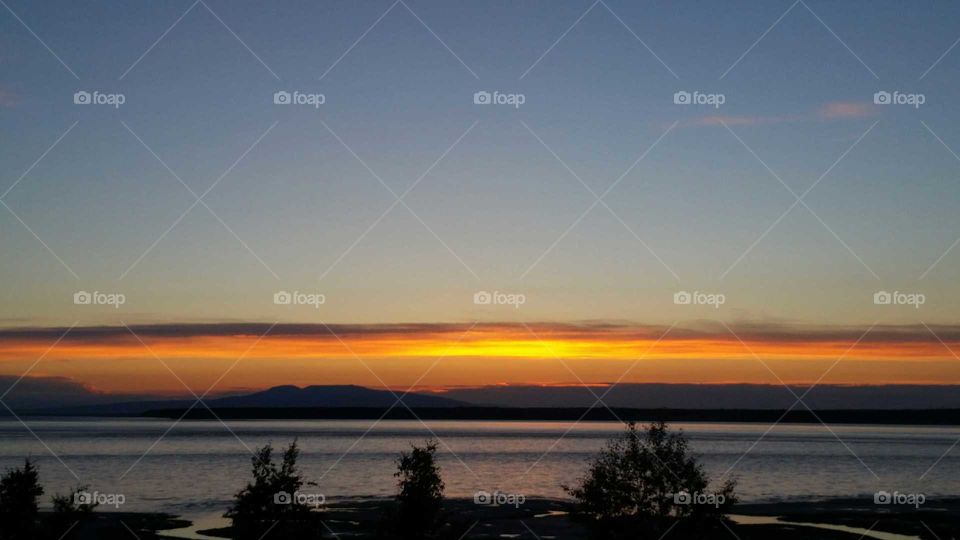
(141, 407, 960, 425)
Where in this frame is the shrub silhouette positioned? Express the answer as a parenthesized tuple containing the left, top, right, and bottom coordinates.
(49, 485, 98, 538)
(393, 440, 444, 539)
(0, 459, 44, 540)
(565, 421, 736, 538)
(225, 440, 323, 539)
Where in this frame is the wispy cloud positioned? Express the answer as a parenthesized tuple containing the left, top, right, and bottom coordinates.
(0, 320, 956, 349)
(817, 101, 876, 119)
(0, 87, 17, 107)
(683, 114, 796, 127)
(682, 101, 876, 128)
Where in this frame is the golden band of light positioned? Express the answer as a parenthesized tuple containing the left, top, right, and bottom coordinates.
(1, 324, 957, 393)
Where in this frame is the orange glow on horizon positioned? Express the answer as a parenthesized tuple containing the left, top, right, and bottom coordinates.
(1, 323, 958, 393)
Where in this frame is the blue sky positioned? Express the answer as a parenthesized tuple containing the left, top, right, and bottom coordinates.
(3, 0, 960, 327)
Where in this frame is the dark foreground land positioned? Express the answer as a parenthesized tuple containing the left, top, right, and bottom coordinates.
(88, 497, 951, 539)
(734, 497, 960, 539)
(144, 407, 960, 425)
(318, 497, 958, 539)
(32, 512, 189, 540)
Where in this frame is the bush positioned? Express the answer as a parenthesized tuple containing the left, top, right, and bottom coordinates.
(394, 441, 444, 539)
(224, 440, 323, 539)
(49, 485, 98, 538)
(565, 421, 736, 538)
(0, 459, 44, 540)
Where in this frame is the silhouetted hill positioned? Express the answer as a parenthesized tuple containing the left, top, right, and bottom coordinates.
(13, 382, 960, 417)
(15, 385, 465, 416)
(205, 384, 464, 408)
(142, 406, 960, 425)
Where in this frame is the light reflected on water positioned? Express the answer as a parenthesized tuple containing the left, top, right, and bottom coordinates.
(0, 418, 957, 521)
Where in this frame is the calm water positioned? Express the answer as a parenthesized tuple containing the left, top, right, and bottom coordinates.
(0, 418, 957, 520)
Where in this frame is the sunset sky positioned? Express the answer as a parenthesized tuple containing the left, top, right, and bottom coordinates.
(1, 322, 960, 394)
(3, 1, 960, 396)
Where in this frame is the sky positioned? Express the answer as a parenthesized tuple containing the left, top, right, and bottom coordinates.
(2, 0, 960, 395)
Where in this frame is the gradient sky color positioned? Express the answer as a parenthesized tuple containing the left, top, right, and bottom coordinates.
(3, 1, 960, 394)
(2, 322, 959, 394)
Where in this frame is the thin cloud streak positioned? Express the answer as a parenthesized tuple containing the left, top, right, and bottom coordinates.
(1, 320, 959, 346)
(680, 101, 877, 128)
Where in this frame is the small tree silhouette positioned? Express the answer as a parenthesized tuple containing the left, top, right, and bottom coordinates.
(565, 421, 735, 538)
(225, 440, 322, 539)
(0, 458, 44, 540)
(394, 440, 444, 539)
(49, 485, 98, 538)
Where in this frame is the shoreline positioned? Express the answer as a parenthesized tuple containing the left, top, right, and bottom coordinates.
(110, 496, 960, 539)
